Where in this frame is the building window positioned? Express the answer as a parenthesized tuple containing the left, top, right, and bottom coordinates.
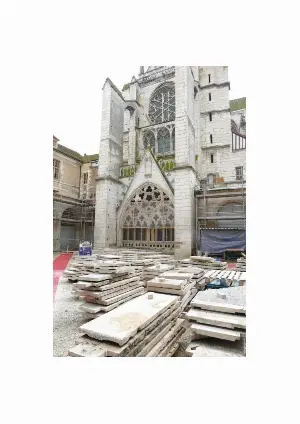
(210, 134, 213, 144)
(83, 172, 88, 184)
(148, 84, 175, 124)
(210, 154, 214, 163)
(53, 159, 60, 180)
(157, 127, 171, 154)
(208, 74, 211, 83)
(143, 130, 156, 154)
(236, 166, 243, 180)
(209, 93, 212, 101)
(209, 113, 212, 122)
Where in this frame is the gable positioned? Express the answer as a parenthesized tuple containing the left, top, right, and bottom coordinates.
(117, 150, 173, 221)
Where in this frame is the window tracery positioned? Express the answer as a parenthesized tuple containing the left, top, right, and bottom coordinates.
(121, 184, 174, 247)
(149, 85, 175, 124)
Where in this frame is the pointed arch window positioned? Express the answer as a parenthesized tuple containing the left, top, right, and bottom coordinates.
(143, 130, 156, 154)
(157, 127, 171, 154)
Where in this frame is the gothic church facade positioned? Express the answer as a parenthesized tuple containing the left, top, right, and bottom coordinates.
(94, 66, 246, 259)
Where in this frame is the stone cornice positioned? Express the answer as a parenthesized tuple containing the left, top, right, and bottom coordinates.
(173, 164, 197, 175)
(201, 108, 230, 115)
(201, 144, 231, 149)
(137, 67, 175, 87)
(199, 81, 230, 90)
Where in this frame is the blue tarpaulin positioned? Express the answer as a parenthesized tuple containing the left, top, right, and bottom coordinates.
(199, 229, 246, 254)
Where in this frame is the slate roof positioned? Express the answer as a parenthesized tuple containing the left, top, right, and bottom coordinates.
(54, 142, 99, 163)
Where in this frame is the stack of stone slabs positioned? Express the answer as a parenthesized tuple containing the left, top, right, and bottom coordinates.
(143, 263, 175, 282)
(184, 286, 246, 355)
(179, 256, 227, 270)
(74, 269, 145, 317)
(150, 271, 197, 311)
(69, 292, 185, 357)
(175, 267, 206, 290)
(236, 255, 246, 271)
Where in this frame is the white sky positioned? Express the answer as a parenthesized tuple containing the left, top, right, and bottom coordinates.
(53, 65, 246, 155)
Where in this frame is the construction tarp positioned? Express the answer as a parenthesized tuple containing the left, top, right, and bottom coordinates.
(199, 229, 246, 253)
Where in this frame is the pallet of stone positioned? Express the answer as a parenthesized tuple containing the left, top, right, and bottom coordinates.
(146, 276, 197, 313)
(185, 286, 246, 342)
(78, 287, 145, 314)
(145, 319, 185, 357)
(68, 293, 184, 357)
(179, 258, 227, 270)
(236, 256, 246, 271)
(190, 286, 246, 314)
(74, 270, 145, 312)
(76, 281, 144, 305)
(147, 276, 194, 295)
(180, 287, 198, 311)
(143, 263, 175, 281)
(174, 267, 206, 290)
(186, 308, 246, 329)
(74, 298, 181, 357)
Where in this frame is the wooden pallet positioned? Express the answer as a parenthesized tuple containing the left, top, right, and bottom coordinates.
(204, 270, 246, 285)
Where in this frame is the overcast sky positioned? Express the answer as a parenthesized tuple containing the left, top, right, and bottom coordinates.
(53, 65, 245, 155)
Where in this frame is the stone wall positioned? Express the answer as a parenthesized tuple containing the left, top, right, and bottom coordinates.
(94, 80, 125, 249)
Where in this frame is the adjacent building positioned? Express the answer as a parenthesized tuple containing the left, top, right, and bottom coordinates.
(53, 135, 98, 251)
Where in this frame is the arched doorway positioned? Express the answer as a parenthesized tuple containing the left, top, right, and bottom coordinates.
(120, 183, 174, 249)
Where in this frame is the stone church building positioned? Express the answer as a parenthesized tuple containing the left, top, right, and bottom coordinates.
(94, 66, 246, 259)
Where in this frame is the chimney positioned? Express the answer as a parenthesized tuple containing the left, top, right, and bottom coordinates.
(139, 66, 144, 75)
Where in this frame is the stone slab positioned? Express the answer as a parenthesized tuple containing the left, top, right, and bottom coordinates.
(128, 307, 180, 357)
(186, 338, 246, 357)
(190, 323, 241, 341)
(146, 319, 184, 357)
(136, 321, 175, 357)
(191, 286, 246, 312)
(176, 267, 205, 275)
(76, 281, 142, 301)
(93, 289, 145, 312)
(81, 285, 144, 305)
(186, 308, 246, 329)
(76, 302, 179, 356)
(68, 344, 106, 357)
(77, 273, 112, 282)
(162, 342, 179, 357)
(79, 292, 178, 346)
(147, 277, 189, 290)
(161, 271, 193, 281)
(158, 329, 185, 357)
(147, 281, 195, 296)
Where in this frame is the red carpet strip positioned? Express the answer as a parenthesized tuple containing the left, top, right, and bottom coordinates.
(53, 253, 73, 301)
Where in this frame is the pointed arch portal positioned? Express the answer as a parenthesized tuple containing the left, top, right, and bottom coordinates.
(120, 183, 174, 249)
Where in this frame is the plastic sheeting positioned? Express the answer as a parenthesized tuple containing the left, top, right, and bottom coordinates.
(199, 229, 246, 253)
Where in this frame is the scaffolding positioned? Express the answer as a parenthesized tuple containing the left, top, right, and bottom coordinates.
(195, 172, 246, 255)
(53, 181, 96, 252)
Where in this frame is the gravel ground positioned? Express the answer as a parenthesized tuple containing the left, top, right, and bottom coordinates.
(53, 277, 89, 357)
(53, 268, 245, 357)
